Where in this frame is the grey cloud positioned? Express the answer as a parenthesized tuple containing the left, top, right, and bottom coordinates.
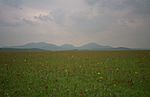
(0, 0, 23, 8)
(86, 0, 150, 15)
(86, 0, 99, 5)
(0, 0, 150, 48)
(22, 18, 35, 25)
(0, 20, 19, 27)
(52, 10, 66, 25)
(0, 15, 22, 27)
(124, 0, 150, 15)
(86, 0, 126, 10)
(34, 14, 53, 22)
(34, 10, 68, 25)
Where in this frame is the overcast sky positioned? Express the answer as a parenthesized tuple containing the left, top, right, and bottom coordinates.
(0, 0, 150, 48)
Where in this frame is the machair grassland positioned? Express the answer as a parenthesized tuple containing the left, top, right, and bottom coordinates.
(0, 51, 150, 97)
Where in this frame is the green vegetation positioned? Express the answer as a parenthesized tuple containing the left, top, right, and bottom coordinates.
(0, 51, 150, 97)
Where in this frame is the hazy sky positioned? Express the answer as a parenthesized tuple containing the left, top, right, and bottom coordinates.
(0, 0, 150, 48)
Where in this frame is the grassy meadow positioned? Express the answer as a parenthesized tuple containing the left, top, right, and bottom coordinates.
(0, 51, 150, 97)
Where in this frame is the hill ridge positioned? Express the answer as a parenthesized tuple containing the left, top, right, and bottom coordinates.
(1, 42, 131, 51)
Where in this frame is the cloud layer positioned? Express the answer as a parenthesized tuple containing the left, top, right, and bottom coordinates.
(0, 0, 150, 48)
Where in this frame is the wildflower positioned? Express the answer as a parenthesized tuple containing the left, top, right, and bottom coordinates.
(113, 84, 116, 87)
(24, 59, 27, 62)
(85, 89, 88, 92)
(6, 93, 10, 97)
(116, 68, 119, 72)
(109, 93, 112, 96)
(66, 88, 70, 92)
(28, 87, 31, 90)
(100, 76, 103, 80)
(135, 72, 138, 74)
(97, 72, 101, 75)
(65, 69, 68, 72)
(79, 65, 82, 68)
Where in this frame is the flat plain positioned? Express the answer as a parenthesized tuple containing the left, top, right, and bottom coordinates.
(0, 51, 150, 97)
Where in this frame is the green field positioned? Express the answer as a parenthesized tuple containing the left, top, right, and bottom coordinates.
(0, 51, 150, 97)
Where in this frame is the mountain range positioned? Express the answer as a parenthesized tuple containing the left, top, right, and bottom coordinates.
(0, 42, 131, 51)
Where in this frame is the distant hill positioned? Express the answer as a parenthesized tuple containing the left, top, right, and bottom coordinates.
(78, 43, 113, 50)
(0, 48, 44, 52)
(1, 42, 131, 51)
(60, 44, 77, 50)
(7, 42, 59, 51)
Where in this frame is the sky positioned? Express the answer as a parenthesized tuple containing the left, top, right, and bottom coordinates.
(0, 0, 150, 48)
